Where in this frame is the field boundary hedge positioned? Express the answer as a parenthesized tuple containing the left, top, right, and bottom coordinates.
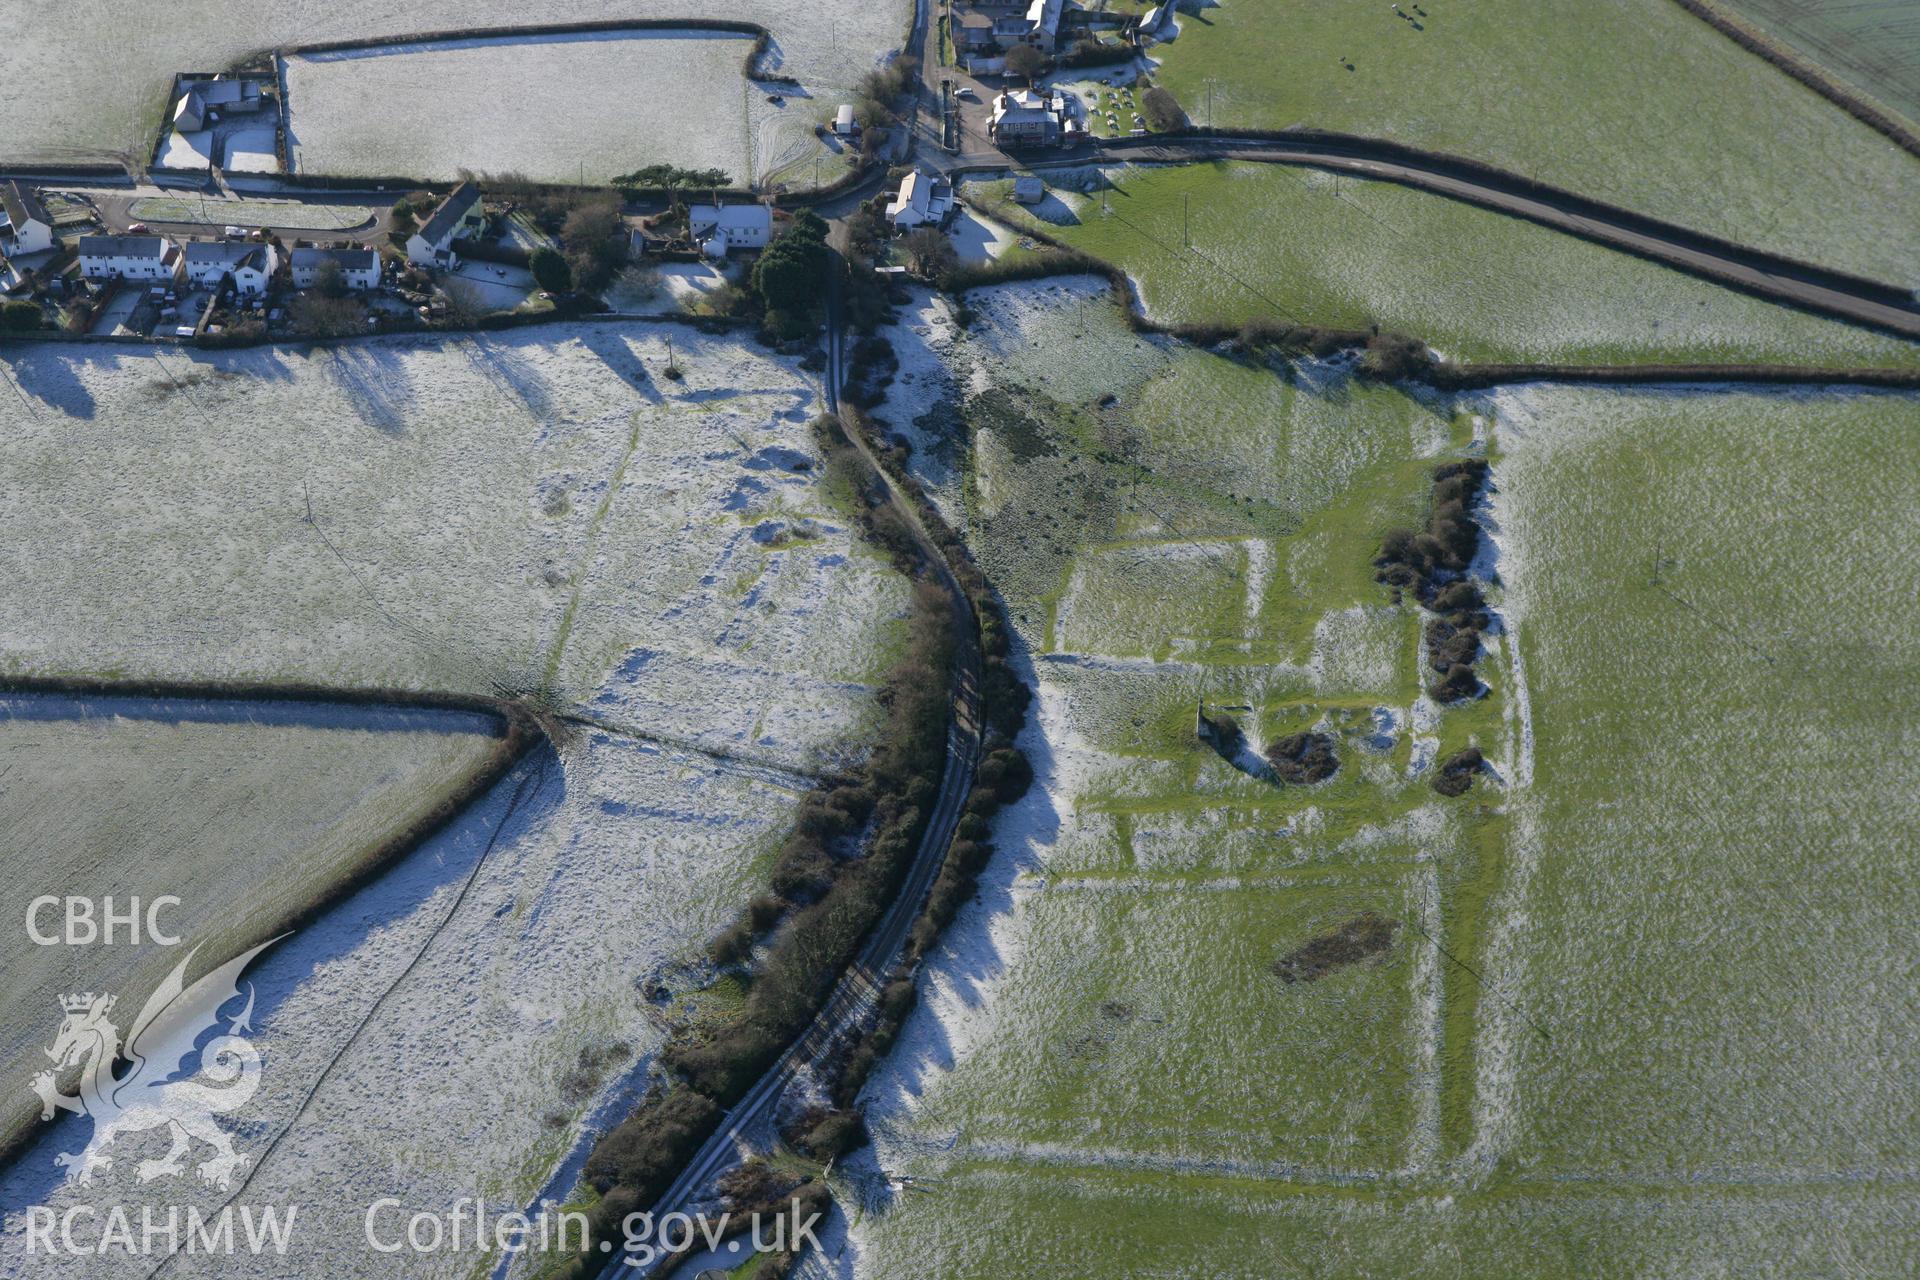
(0, 675, 544, 1172)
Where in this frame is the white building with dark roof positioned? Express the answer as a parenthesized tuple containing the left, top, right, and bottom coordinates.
(884, 170, 955, 229)
(406, 182, 486, 266)
(291, 246, 381, 291)
(1, 182, 55, 258)
(989, 88, 1074, 145)
(78, 235, 182, 282)
(184, 239, 278, 296)
(688, 203, 773, 257)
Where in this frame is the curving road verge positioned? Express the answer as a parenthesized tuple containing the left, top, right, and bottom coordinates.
(594, 244, 984, 1279)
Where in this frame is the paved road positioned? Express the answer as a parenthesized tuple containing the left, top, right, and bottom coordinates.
(1103, 135, 1920, 338)
(596, 239, 984, 1280)
(893, 100, 1920, 339)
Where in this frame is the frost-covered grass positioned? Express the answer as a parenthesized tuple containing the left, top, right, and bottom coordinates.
(0, 700, 497, 1163)
(842, 280, 1517, 1273)
(0, 322, 909, 772)
(844, 290, 1919, 1276)
(1478, 384, 1920, 1181)
(284, 32, 754, 183)
(128, 196, 377, 230)
(0, 332, 913, 1273)
(0, 0, 907, 186)
(1148, 0, 1920, 286)
(968, 164, 1920, 367)
(0, 732, 809, 1278)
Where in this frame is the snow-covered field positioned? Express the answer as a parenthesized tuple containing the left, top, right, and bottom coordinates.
(0, 698, 498, 1164)
(0, 0, 908, 185)
(0, 321, 908, 773)
(284, 32, 754, 184)
(0, 321, 913, 1273)
(0, 730, 811, 1277)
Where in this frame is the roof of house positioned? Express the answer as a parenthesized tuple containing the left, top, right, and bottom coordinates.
(992, 90, 1064, 129)
(1, 181, 50, 230)
(189, 78, 259, 107)
(79, 235, 170, 259)
(292, 246, 378, 271)
(414, 181, 482, 247)
(1025, 0, 1065, 34)
(184, 240, 269, 271)
(887, 170, 953, 220)
(955, 10, 994, 27)
(689, 203, 772, 234)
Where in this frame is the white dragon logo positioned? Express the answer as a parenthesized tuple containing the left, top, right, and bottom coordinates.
(31, 939, 277, 1190)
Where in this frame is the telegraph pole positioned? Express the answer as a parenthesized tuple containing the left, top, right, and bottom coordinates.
(1183, 192, 1189, 247)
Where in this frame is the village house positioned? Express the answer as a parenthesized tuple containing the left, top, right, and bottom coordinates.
(995, 0, 1065, 50)
(291, 246, 382, 291)
(405, 181, 486, 267)
(0, 182, 56, 259)
(989, 88, 1074, 146)
(688, 203, 773, 258)
(183, 239, 278, 297)
(885, 169, 956, 229)
(953, 10, 997, 53)
(172, 76, 265, 133)
(78, 235, 182, 283)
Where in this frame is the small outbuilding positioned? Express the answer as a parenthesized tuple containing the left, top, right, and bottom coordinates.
(833, 104, 860, 138)
(1012, 175, 1045, 205)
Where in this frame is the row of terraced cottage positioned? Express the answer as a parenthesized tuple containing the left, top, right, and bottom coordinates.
(65, 182, 490, 300)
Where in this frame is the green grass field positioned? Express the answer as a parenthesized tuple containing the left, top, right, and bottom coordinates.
(1722, 0, 1920, 123)
(855, 280, 1522, 1272)
(1484, 384, 1920, 1183)
(1148, 0, 1920, 286)
(849, 283, 1920, 1276)
(970, 163, 1920, 367)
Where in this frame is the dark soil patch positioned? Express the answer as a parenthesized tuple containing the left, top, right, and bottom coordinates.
(1273, 912, 1399, 983)
(1432, 746, 1484, 797)
(1265, 731, 1339, 784)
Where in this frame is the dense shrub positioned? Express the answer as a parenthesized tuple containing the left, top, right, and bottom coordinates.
(1432, 745, 1484, 797)
(1140, 85, 1187, 132)
(1374, 458, 1494, 702)
(0, 299, 44, 332)
(582, 1086, 720, 1196)
(1357, 330, 1433, 380)
(1265, 731, 1339, 784)
(530, 246, 572, 292)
